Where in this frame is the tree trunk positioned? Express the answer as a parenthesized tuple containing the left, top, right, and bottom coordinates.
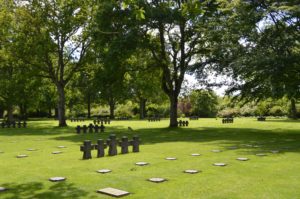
(139, 98, 147, 119)
(87, 94, 91, 118)
(109, 99, 115, 119)
(169, 94, 178, 127)
(48, 107, 52, 118)
(0, 106, 4, 118)
(7, 105, 14, 122)
(290, 98, 297, 119)
(57, 85, 67, 127)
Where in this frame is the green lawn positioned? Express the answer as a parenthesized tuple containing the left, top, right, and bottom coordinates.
(0, 118, 300, 199)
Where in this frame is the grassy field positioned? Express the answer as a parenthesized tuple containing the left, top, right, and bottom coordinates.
(0, 118, 299, 199)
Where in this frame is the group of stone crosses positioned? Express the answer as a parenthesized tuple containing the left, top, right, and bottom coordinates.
(76, 123, 105, 134)
(70, 117, 85, 122)
(93, 118, 111, 125)
(80, 134, 140, 159)
(178, 120, 189, 127)
(148, 116, 161, 122)
(257, 116, 266, 121)
(0, 120, 27, 128)
(222, 117, 234, 124)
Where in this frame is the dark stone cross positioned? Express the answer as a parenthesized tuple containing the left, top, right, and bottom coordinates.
(88, 124, 94, 133)
(95, 139, 107, 157)
(100, 125, 105, 133)
(119, 136, 130, 154)
(23, 121, 27, 128)
(94, 125, 99, 133)
(76, 125, 81, 134)
(130, 135, 140, 153)
(178, 120, 183, 127)
(107, 134, 118, 156)
(80, 140, 93, 160)
(82, 125, 87, 134)
(185, 121, 189, 127)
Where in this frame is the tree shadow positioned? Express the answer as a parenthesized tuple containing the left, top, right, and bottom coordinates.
(0, 181, 88, 199)
(53, 125, 300, 155)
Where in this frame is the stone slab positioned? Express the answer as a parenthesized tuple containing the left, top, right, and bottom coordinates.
(184, 169, 199, 174)
(270, 150, 279, 154)
(165, 157, 177, 160)
(191, 153, 201, 156)
(27, 148, 37, 151)
(213, 163, 227, 166)
(97, 169, 111, 174)
(57, 146, 66, 148)
(211, 150, 222, 153)
(236, 157, 249, 161)
(17, 154, 28, 158)
(97, 187, 130, 197)
(49, 177, 66, 182)
(0, 187, 8, 192)
(135, 162, 149, 166)
(228, 146, 238, 150)
(148, 178, 166, 183)
(52, 151, 62, 154)
(256, 153, 267, 156)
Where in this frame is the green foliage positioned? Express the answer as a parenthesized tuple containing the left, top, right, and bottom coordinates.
(189, 90, 219, 117)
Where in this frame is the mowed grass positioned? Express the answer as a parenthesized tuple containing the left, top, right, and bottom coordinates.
(0, 118, 300, 199)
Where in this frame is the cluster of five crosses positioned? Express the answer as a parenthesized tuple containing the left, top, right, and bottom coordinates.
(80, 134, 140, 160)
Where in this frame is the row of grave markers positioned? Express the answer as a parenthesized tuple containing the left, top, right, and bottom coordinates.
(76, 124, 105, 134)
(148, 117, 161, 122)
(178, 120, 189, 127)
(93, 118, 111, 125)
(80, 134, 140, 159)
(222, 118, 234, 123)
(0, 121, 27, 128)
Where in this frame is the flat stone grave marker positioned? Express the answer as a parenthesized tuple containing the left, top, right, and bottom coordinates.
(184, 169, 199, 174)
(256, 153, 267, 156)
(135, 162, 149, 166)
(97, 187, 130, 197)
(27, 148, 37, 151)
(211, 150, 222, 153)
(148, 178, 167, 183)
(228, 146, 238, 150)
(213, 163, 227, 166)
(57, 146, 66, 148)
(191, 153, 201, 156)
(165, 157, 177, 160)
(17, 154, 28, 158)
(236, 157, 249, 161)
(0, 187, 8, 192)
(49, 177, 66, 182)
(52, 151, 62, 154)
(97, 169, 111, 174)
(271, 150, 279, 154)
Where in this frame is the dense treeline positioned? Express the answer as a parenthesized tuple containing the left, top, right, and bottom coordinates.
(0, 0, 299, 126)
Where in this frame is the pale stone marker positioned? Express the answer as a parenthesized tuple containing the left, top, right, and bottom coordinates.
(57, 146, 66, 148)
(213, 163, 227, 166)
(236, 157, 249, 161)
(27, 148, 37, 151)
(184, 170, 199, 174)
(211, 150, 222, 153)
(17, 154, 28, 158)
(0, 187, 8, 192)
(228, 146, 238, 150)
(271, 150, 279, 154)
(256, 153, 267, 156)
(49, 177, 66, 182)
(97, 187, 130, 197)
(191, 153, 201, 156)
(135, 162, 148, 166)
(97, 169, 111, 174)
(148, 178, 166, 183)
(52, 151, 62, 154)
(165, 157, 177, 160)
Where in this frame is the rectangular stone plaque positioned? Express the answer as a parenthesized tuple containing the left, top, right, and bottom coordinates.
(97, 187, 130, 197)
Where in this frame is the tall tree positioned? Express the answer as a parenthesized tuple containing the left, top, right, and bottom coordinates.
(15, 0, 92, 126)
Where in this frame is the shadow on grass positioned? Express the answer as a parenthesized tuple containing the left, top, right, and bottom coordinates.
(0, 182, 88, 199)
